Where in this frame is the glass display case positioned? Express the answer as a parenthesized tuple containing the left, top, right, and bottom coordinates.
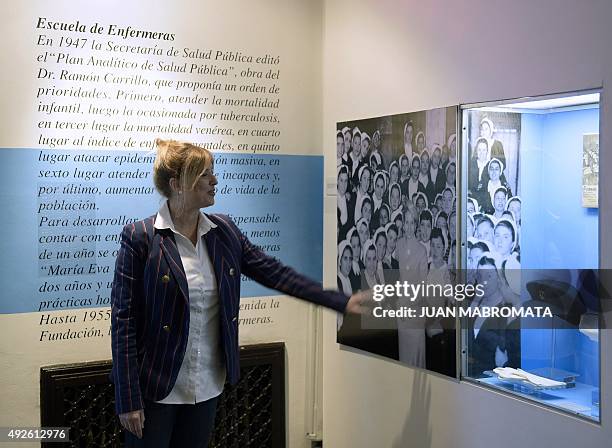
(459, 91, 601, 422)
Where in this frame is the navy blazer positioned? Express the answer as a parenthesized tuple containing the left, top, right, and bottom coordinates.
(111, 213, 349, 414)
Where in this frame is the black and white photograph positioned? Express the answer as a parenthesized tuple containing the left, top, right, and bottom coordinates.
(336, 107, 458, 378)
(464, 110, 523, 378)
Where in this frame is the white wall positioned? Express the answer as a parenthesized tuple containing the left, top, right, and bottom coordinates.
(321, 0, 612, 447)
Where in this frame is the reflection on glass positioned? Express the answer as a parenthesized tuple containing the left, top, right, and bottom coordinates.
(461, 92, 601, 422)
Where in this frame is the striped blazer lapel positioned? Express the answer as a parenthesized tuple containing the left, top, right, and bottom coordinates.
(159, 233, 189, 302)
(203, 227, 221, 289)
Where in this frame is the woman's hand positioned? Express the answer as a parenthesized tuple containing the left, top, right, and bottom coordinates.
(345, 290, 372, 315)
(119, 409, 145, 439)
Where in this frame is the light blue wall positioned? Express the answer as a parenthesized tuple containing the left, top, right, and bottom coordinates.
(519, 107, 599, 387)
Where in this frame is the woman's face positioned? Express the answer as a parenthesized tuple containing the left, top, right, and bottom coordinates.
(350, 235, 361, 261)
(403, 216, 416, 238)
(436, 216, 447, 230)
(359, 169, 371, 193)
(467, 201, 475, 214)
(494, 191, 506, 212)
(394, 217, 403, 234)
(337, 136, 344, 157)
(411, 158, 420, 179)
(431, 236, 444, 260)
(432, 148, 441, 167)
(361, 201, 372, 222)
(374, 177, 385, 199)
(340, 247, 352, 276)
(375, 235, 387, 261)
(405, 125, 413, 143)
(419, 220, 432, 242)
(477, 141, 488, 162)
(390, 187, 401, 211)
(373, 132, 381, 148)
(447, 164, 456, 186)
(361, 139, 370, 158)
(358, 223, 369, 246)
(415, 196, 425, 214)
(430, 204, 439, 218)
(380, 208, 390, 227)
(344, 132, 351, 152)
(400, 158, 409, 177)
(489, 161, 501, 181)
(480, 122, 492, 139)
(476, 222, 494, 243)
(352, 135, 361, 156)
(337, 172, 348, 195)
(365, 248, 377, 274)
(441, 146, 450, 164)
(442, 190, 453, 214)
(508, 200, 521, 222)
(390, 165, 399, 183)
(420, 153, 429, 173)
(468, 247, 484, 270)
(477, 264, 499, 296)
(387, 229, 398, 254)
(417, 134, 425, 150)
(183, 165, 217, 209)
(494, 225, 514, 256)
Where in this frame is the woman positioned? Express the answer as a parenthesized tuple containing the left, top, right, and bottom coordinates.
(111, 139, 365, 447)
(389, 160, 400, 187)
(378, 203, 391, 229)
(384, 223, 400, 269)
(388, 182, 402, 215)
(491, 187, 508, 221)
(430, 145, 446, 195)
(475, 215, 495, 245)
(353, 165, 372, 223)
(399, 154, 411, 184)
(419, 150, 435, 205)
(493, 219, 518, 264)
(478, 158, 512, 214)
(418, 210, 433, 261)
(347, 227, 364, 280)
(360, 131, 371, 164)
(444, 162, 456, 197)
(404, 155, 424, 200)
(370, 171, 387, 230)
(356, 217, 371, 250)
(506, 196, 522, 227)
(374, 228, 389, 281)
(403, 121, 415, 159)
(360, 240, 379, 289)
(468, 255, 517, 376)
(370, 152, 383, 172)
(349, 128, 364, 188)
(337, 165, 355, 242)
(447, 133, 457, 167)
(469, 137, 490, 194)
(413, 192, 428, 219)
(480, 117, 506, 168)
(341, 127, 351, 166)
(415, 131, 426, 154)
(337, 240, 356, 296)
(336, 131, 344, 168)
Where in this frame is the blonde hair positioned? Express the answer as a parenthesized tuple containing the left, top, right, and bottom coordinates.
(153, 139, 213, 198)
